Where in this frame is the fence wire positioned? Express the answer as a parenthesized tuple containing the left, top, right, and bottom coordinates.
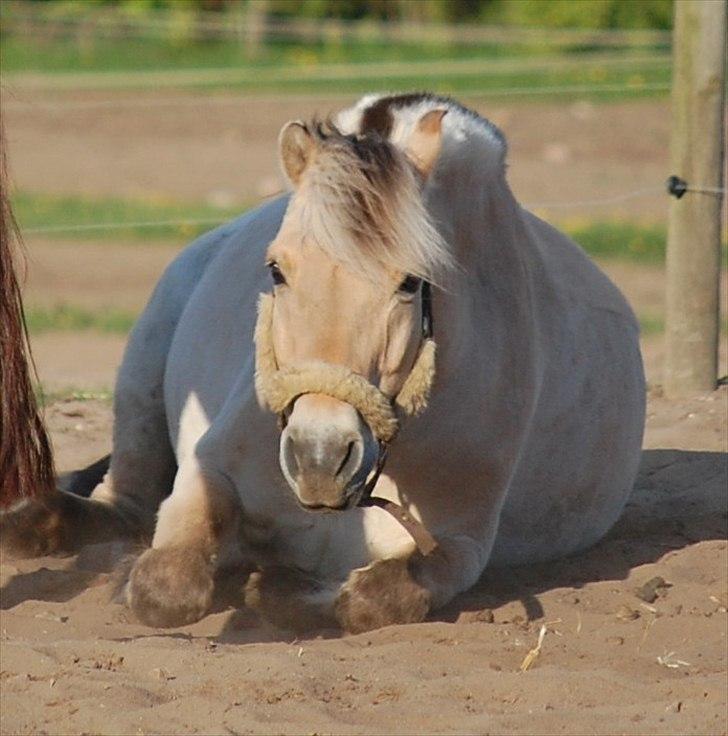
(2, 81, 671, 112)
(26, 184, 727, 237)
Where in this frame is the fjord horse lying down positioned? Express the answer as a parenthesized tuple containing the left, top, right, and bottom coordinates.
(1, 94, 645, 633)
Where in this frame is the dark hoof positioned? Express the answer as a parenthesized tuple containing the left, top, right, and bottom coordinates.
(1, 495, 76, 557)
(128, 547, 214, 628)
(334, 558, 431, 634)
(1, 493, 137, 558)
(245, 566, 335, 633)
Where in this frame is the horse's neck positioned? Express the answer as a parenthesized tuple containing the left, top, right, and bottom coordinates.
(426, 167, 536, 388)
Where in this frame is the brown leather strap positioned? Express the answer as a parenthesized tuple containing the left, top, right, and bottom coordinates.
(361, 496, 438, 556)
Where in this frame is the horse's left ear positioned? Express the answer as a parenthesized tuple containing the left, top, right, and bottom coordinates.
(406, 108, 448, 180)
(279, 121, 316, 187)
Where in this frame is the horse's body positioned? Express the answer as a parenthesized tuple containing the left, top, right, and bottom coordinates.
(2, 95, 645, 631)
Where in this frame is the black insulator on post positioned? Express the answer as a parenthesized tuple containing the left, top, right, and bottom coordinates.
(666, 175, 688, 199)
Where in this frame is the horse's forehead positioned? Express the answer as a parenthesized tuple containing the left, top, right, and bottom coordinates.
(270, 220, 396, 291)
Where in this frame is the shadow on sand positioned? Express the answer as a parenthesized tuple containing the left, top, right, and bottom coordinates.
(436, 448, 727, 623)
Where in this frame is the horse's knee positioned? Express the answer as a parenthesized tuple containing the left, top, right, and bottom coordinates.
(334, 558, 431, 634)
(127, 546, 214, 628)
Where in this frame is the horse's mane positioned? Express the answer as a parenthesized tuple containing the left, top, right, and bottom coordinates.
(292, 120, 453, 285)
(0, 117, 55, 507)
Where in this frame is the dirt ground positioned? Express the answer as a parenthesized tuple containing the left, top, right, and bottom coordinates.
(4, 93, 670, 219)
(1, 388, 726, 736)
(1, 93, 727, 735)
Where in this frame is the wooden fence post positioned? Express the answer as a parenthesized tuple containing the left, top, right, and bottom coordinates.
(664, 0, 727, 396)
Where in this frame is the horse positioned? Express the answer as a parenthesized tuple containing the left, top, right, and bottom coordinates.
(1, 93, 646, 633)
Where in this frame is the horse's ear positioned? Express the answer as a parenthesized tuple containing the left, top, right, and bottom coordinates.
(279, 121, 315, 187)
(406, 108, 448, 180)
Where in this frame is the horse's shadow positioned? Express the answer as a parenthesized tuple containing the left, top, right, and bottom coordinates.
(1, 449, 725, 641)
(436, 448, 727, 623)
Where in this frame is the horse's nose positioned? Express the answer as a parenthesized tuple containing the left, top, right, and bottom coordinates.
(278, 394, 375, 509)
(283, 430, 363, 505)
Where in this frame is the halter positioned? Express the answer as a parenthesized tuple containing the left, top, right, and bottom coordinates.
(254, 281, 439, 556)
(357, 281, 433, 502)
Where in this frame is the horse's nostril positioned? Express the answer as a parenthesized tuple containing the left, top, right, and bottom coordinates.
(335, 441, 355, 478)
(283, 434, 299, 474)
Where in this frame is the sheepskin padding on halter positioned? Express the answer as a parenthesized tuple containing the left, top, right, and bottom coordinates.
(254, 294, 436, 443)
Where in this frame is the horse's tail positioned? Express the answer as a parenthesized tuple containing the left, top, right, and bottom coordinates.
(0, 115, 56, 508)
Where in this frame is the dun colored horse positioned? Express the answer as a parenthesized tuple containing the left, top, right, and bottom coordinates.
(1, 94, 645, 633)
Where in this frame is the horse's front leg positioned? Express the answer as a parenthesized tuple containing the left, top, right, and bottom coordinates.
(247, 536, 486, 635)
(334, 536, 486, 634)
(126, 461, 240, 628)
(245, 558, 431, 635)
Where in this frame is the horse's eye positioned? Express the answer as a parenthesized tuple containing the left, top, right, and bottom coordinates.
(398, 275, 421, 294)
(267, 261, 286, 286)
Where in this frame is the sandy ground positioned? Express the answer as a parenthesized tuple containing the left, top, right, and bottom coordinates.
(1, 388, 726, 736)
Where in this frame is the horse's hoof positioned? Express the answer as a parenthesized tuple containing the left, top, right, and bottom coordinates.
(334, 558, 431, 634)
(127, 547, 214, 628)
(244, 566, 336, 633)
(1, 493, 139, 559)
(0, 496, 72, 558)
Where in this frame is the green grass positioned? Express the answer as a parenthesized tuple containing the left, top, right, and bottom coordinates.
(637, 314, 728, 336)
(30, 304, 720, 340)
(184, 65, 669, 100)
(36, 386, 114, 407)
(638, 315, 664, 335)
(0, 30, 671, 100)
(30, 304, 723, 338)
(0, 32, 667, 74)
(26, 304, 137, 335)
(15, 190, 683, 260)
(564, 220, 667, 263)
(0, 37, 509, 73)
(563, 220, 728, 265)
(13, 191, 248, 242)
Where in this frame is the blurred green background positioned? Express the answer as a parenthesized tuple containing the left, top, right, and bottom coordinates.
(3, 0, 706, 349)
(1, 0, 673, 79)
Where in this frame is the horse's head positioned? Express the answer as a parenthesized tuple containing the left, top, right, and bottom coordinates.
(256, 111, 451, 511)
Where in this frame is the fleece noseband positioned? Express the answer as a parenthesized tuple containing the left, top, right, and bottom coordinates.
(254, 283, 439, 556)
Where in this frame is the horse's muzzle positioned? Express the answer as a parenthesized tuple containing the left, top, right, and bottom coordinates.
(278, 394, 377, 510)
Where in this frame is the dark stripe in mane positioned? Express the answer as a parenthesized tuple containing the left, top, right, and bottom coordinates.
(359, 92, 506, 149)
(359, 93, 434, 137)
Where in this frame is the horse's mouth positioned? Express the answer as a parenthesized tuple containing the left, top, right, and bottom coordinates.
(296, 486, 363, 513)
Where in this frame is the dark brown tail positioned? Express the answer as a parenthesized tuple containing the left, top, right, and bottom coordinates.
(0, 114, 55, 508)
